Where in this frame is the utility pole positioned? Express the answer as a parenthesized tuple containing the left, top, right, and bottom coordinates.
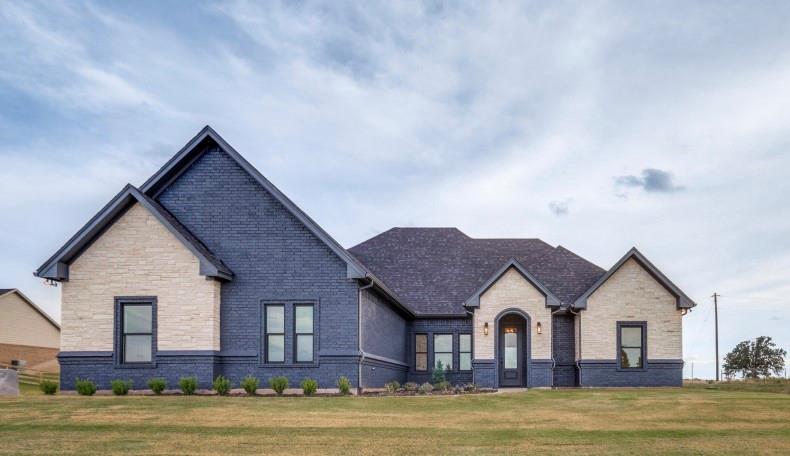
(712, 293, 720, 382)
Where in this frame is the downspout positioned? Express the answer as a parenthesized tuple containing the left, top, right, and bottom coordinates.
(358, 279, 375, 394)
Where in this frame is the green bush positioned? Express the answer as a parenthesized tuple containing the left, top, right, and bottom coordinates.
(384, 380, 400, 394)
(269, 376, 289, 396)
(75, 378, 97, 396)
(39, 379, 58, 395)
(241, 375, 260, 395)
(178, 376, 198, 395)
(147, 377, 167, 395)
(337, 376, 352, 395)
(111, 379, 133, 396)
(431, 361, 446, 384)
(434, 380, 451, 392)
(403, 382, 419, 393)
(464, 383, 478, 392)
(212, 375, 231, 396)
(301, 377, 318, 396)
(418, 382, 433, 394)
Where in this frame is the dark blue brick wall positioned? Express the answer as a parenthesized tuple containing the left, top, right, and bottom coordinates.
(361, 357, 408, 387)
(59, 352, 216, 390)
(530, 360, 553, 387)
(579, 360, 683, 386)
(472, 360, 496, 388)
(552, 314, 577, 386)
(407, 318, 474, 385)
(360, 288, 407, 363)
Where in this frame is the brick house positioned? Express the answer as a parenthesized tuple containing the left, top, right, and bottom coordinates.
(36, 127, 696, 391)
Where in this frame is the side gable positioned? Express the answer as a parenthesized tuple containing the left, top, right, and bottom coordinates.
(34, 184, 232, 282)
(139, 125, 369, 281)
(464, 258, 562, 308)
(0, 288, 60, 330)
(573, 247, 696, 310)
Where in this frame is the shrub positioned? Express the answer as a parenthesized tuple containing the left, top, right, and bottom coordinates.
(431, 361, 446, 384)
(241, 375, 260, 395)
(269, 376, 289, 396)
(178, 376, 198, 395)
(147, 377, 167, 395)
(418, 382, 434, 394)
(464, 383, 478, 392)
(384, 380, 400, 394)
(403, 382, 419, 393)
(213, 375, 231, 396)
(39, 379, 58, 395)
(75, 378, 97, 396)
(337, 376, 352, 395)
(111, 379, 133, 396)
(301, 377, 318, 396)
(434, 381, 451, 392)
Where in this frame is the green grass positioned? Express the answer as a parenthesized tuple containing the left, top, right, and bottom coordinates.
(1, 387, 788, 455)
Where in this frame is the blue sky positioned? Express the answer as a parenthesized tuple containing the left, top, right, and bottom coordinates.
(1, 1, 789, 378)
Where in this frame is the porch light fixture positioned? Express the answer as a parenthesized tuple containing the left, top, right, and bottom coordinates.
(537, 322, 542, 334)
(484, 322, 489, 336)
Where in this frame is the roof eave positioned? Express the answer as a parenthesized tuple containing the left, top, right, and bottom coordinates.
(572, 247, 697, 311)
(462, 258, 562, 309)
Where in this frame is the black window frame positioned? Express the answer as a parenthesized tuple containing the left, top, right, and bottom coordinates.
(433, 333, 454, 371)
(617, 321, 647, 371)
(458, 333, 472, 371)
(415, 333, 428, 372)
(293, 304, 314, 364)
(264, 304, 286, 364)
(113, 296, 157, 369)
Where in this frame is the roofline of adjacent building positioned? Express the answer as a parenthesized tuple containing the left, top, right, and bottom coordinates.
(0, 288, 60, 330)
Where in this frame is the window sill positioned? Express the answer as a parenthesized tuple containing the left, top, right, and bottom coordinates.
(259, 362, 320, 368)
(114, 361, 157, 369)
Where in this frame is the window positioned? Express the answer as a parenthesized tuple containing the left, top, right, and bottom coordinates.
(265, 305, 285, 363)
(294, 304, 314, 363)
(415, 334, 428, 371)
(121, 303, 153, 363)
(619, 323, 645, 369)
(459, 334, 472, 371)
(434, 334, 453, 370)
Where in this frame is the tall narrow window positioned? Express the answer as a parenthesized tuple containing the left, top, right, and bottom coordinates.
(294, 304, 314, 363)
(122, 303, 153, 363)
(265, 304, 285, 363)
(619, 324, 644, 369)
(415, 334, 428, 371)
(459, 334, 472, 371)
(434, 334, 453, 370)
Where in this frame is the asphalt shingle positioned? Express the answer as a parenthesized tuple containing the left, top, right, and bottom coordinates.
(349, 228, 606, 316)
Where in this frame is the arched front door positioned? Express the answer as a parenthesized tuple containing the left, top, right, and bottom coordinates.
(498, 313, 527, 387)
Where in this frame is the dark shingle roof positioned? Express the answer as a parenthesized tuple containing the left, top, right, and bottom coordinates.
(0, 289, 13, 295)
(349, 228, 606, 316)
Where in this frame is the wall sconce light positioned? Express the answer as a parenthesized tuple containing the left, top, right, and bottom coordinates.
(537, 322, 542, 334)
(484, 322, 489, 336)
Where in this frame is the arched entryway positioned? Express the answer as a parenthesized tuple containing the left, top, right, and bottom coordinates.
(495, 309, 530, 387)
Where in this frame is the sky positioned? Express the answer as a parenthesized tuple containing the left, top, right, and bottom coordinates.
(1, 1, 788, 379)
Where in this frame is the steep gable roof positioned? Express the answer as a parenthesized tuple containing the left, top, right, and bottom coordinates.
(573, 247, 697, 310)
(0, 288, 60, 330)
(349, 228, 606, 316)
(139, 125, 370, 281)
(34, 184, 232, 281)
(463, 258, 562, 308)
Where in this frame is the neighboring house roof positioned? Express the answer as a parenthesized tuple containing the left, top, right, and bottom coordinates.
(34, 184, 233, 281)
(349, 228, 607, 316)
(0, 288, 60, 330)
(573, 247, 697, 310)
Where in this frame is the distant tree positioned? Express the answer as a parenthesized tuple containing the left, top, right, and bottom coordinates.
(722, 336, 786, 379)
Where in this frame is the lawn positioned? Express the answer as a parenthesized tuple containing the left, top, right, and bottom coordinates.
(1, 385, 789, 455)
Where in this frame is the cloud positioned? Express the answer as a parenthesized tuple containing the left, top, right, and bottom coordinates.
(548, 199, 572, 216)
(615, 168, 685, 195)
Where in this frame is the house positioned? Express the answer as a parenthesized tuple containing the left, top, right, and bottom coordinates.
(0, 289, 60, 372)
(35, 126, 696, 391)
